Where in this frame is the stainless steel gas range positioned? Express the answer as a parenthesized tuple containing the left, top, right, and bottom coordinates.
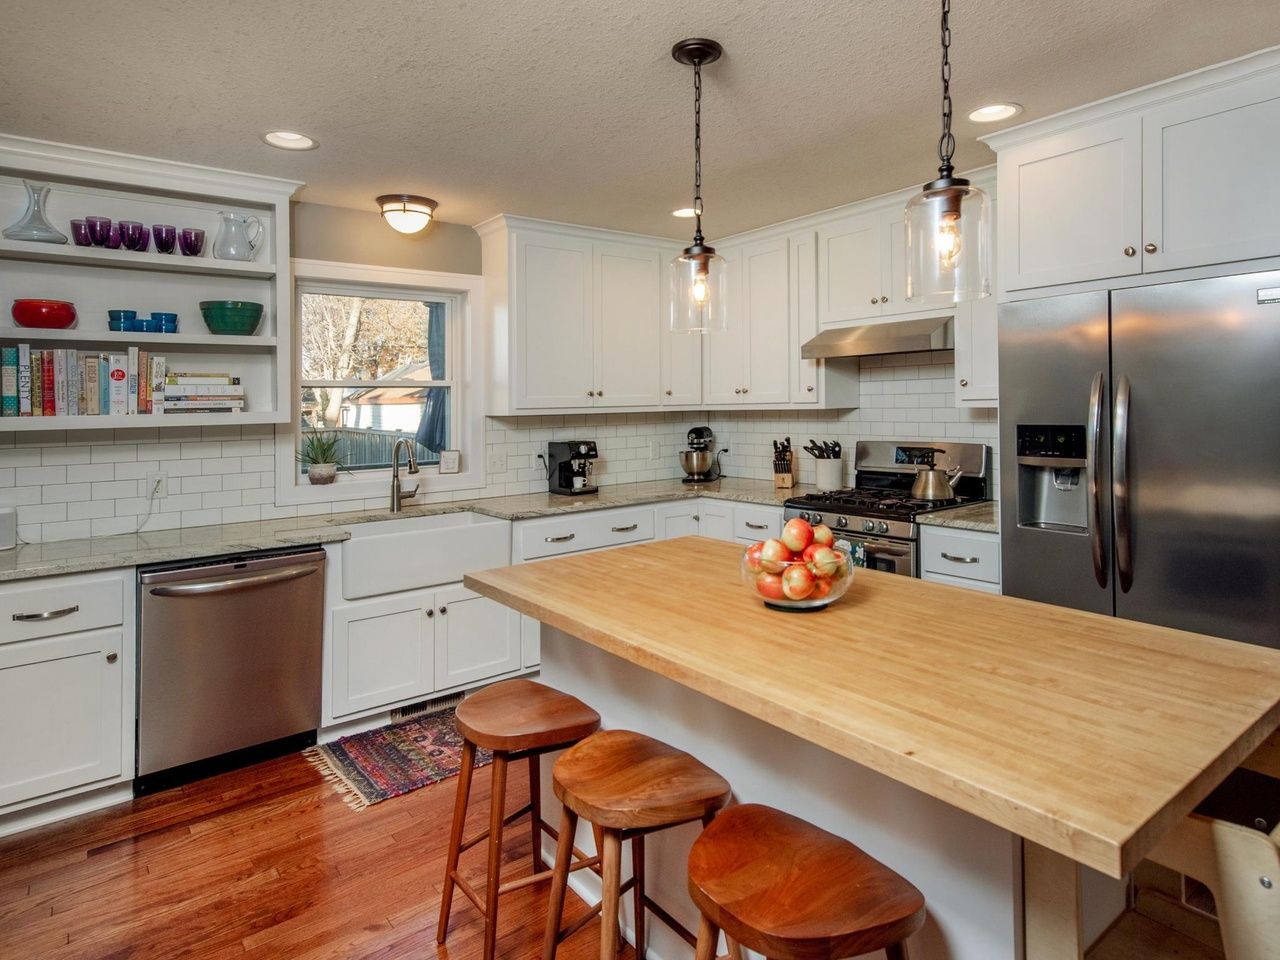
(784, 440, 991, 576)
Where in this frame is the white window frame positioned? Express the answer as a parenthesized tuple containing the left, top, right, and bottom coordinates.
(276, 259, 486, 505)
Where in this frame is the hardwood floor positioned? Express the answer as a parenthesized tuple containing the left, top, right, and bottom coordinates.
(0, 753, 635, 959)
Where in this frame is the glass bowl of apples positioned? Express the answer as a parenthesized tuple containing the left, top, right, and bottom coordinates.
(740, 517, 855, 612)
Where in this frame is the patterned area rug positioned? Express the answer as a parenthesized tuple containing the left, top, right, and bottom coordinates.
(303, 707, 490, 809)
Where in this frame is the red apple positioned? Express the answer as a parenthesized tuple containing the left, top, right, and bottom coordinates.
(756, 572, 786, 600)
(759, 538, 792, 574)
(810, 576, 834, 600)
(781, 564, 816, 600)
(744, 541, 765, 574)
(781, 517, 814, 553)
(801, 543, 823, 565)
(812, 524, 835, 547)
(810, 546, 841, 578)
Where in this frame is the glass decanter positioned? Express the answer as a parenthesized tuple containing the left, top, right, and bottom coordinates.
(3, 181, 68, 244)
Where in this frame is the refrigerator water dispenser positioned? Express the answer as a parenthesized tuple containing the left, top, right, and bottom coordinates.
(1016, 425, 1088, 533)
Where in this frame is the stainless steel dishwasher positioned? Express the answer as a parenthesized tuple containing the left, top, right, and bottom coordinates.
(136, 547, 326, 792)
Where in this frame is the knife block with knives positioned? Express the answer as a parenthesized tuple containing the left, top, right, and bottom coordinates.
(773, 437, 796, 489)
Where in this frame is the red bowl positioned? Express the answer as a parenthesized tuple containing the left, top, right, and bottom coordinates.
(12, 299, 77, 329)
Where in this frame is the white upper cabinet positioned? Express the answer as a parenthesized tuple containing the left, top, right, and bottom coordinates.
(789, 230, 819, 403)
(1142, 72, 1280, 273)
(817, 210, 883, 325)
(742, 237, 792, 404)
(997, 115, 1143, 291)
(660, 258, 702, 406)
(595, 242, 662, 406)
(702, 248, 747, 404)
(515, 231, 595, 408)
(954, 296, 999, 406)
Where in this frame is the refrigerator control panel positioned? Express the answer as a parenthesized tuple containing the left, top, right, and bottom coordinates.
(1016, 425, 1086, 460)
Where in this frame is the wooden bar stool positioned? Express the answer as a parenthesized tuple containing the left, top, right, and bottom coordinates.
(437, 679, 602, 960)
(688, 804, 926, 960)
(543, 729, 732, 960)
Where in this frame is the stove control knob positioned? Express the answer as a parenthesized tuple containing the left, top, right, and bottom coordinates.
(836, 516, 848, 528)
(810, 513, 822, 525)
(797, 512, 809, 523)
(877, 521, 889, 534)
(862, 520, 876, 533)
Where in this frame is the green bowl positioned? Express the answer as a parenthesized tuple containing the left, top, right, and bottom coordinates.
(199, 300, 264, 336)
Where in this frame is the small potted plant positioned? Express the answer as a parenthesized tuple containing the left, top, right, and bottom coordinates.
(296, 431, 344, 485)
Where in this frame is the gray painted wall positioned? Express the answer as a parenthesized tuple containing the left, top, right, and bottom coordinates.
(290, 201, 482, 274)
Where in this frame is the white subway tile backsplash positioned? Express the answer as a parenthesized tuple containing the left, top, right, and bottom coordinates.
(17, 466, 66, 486)
(90, 444, 138, 464)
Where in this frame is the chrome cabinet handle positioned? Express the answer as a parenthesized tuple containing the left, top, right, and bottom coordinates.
(545, 533, 576, 543)
(941, 552, 979, 564)
(1123, 246, 1136, 257)
(744, 521, 769, 530)
(959, 378, 969, 387)
(611, 524, 638, 533)
(439, 606, 447, 615)
(148, 565, 316, 597)
(1143, 243, 1157, 254)
(1087, 371, 1108, 590)
(106, 652, 119, 664)
(1113, 373, 1134, 592)
(12, 604, 79, 622)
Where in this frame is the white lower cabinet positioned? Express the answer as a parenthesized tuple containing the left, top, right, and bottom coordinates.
(697, 500, 734, 541)
(920, 526, 1002, 594)
(434, 585, 522, 690)
(655, 501, 700, 538)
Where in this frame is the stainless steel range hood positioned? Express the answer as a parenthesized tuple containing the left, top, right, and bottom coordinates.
(800, 315, 954, 360)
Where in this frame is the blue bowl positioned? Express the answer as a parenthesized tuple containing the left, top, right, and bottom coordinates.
(161, 321, 178, 333)
(108, 309, 136, 322)
(108, 319, 124, 332)
(142, 318, 162, 333)
(122, 318, 142, 332)
(151, 311, 177, 323)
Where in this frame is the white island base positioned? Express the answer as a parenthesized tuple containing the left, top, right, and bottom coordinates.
(532, 626, 1119, 960)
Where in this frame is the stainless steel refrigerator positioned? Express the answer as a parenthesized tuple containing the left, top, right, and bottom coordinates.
(999, 270, 1280, 649)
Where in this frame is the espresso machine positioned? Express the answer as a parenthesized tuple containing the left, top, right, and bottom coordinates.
(679, 426, 727, 484)
(546, 441, 598, 496)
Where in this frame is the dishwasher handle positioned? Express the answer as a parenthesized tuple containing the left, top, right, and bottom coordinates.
(147, 563, 319, 598)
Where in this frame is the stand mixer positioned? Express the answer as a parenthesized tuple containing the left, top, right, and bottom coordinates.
(679, 427, 727, 484)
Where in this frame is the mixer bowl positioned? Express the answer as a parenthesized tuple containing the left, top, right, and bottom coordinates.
(680, 449, 716, 477)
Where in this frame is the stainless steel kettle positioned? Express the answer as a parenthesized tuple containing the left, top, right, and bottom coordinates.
(910, 448, 964, 500)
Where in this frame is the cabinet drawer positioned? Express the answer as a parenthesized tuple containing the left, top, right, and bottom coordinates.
(921, 529, 1001, 584)
(0, 573, 125, 645)
(733, 505, 782, 541)
(517, 507, 655, 560)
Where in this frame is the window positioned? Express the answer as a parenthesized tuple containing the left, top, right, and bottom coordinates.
(297, 288, 455, 473)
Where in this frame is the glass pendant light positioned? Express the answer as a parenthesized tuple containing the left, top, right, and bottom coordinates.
(670, 38, 727, 334)
(905, 0, 991, 304)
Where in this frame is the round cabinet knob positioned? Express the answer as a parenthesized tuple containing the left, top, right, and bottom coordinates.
(1144, 243, 1158, 254)
(742, 387, 748, 394)
(106, 652, 118, 664)
(426, 609, 434, 618)
(439, 606, 448, 615)
(596, 390, 603, 397)
(587, 390, 595, 397)
(959, 378, 969, 387)
(734, 388, 742, 394)
(1123, 246, 1136, 257)
(879, 296, 889, 304)
(806, 385, 814, 392)
(870, 297, 879, 305)
(665, 389, 672, 396)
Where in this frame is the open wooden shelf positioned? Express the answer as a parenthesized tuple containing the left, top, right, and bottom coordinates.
(0, 410, 286, 431)
(0, 238, 275, 279)
(0, 327, 276, 351)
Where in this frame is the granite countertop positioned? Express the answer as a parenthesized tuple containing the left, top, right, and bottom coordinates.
(0, 477, 815, 583)
(916, 500, 999, 534)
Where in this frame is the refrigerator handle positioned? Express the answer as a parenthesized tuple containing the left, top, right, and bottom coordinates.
(1113, 374, 1133, 592)
(1087, 371, 1108, 589)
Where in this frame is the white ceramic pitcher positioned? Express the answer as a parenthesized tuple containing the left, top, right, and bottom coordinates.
(212, 211, 264, 261)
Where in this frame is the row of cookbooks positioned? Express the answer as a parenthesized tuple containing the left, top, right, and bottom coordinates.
(0, 345, 244, 417)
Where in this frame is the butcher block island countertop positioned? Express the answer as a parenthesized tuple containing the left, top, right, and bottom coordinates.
(465, 536, 1280, 883)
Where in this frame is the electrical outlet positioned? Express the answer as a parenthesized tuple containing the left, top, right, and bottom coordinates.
(145, 471, 167, 499)
(486, 449, 508, 474)
(649, 440, 661, 463)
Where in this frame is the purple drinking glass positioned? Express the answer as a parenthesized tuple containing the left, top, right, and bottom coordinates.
(152, 224, 177, 254)
(104, 225, 123, 249)
(118, 220, 144, 250)
(179, 227, 205, 257)
(86, 216, 112, 246)
(70, 219, 92, 246)
(133, 226, 151, 253)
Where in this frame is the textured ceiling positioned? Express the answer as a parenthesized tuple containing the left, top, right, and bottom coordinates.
(2, 1, 1278, 239)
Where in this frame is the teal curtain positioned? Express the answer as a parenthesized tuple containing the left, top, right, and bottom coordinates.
(414, 302, 448, 453)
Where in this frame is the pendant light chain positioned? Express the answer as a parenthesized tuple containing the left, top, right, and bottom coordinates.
(692, 57, 705, 243)
(937, 0, 955, 177)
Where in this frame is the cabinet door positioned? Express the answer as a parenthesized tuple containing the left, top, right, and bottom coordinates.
(999, 115, 1142, 290)
(703, 248, 746, 403)
(656, 502, 700, 539)
(1143, 74, 1280, 273)
(817, 211, 883, 325)
(660, 254, 702, 405)
(742, 238, 792, 404)
(515, 231, 594, 408)
(954, 298, 999, 407)
(330, 593, 434, 718)
(434, 585, 523, 691)
(0, 628, 124, 807)
(789, 231, 819, 403)
(698, 500, 734, 541)
(595, 242, 662, 406)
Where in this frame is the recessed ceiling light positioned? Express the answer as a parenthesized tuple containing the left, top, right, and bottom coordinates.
(967, 103, 1023, 123)
(261, 130, 318, 150)
(672, 207, 697, 218)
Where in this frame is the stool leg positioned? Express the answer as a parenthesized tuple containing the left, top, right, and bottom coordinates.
(885, 945, 910, 960)
(483, 752, 509, 960)
(436, 738, 476, 943)
(693, 914, 720, 960)
(529, 752, 543, 873)
(599, 828, 623, 959)
(726, 938, 745, 960)
(631, 833, 646, 960)
(542, 805, 579, 960)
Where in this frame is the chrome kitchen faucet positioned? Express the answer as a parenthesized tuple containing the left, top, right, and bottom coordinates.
(390, 437, 420, 513)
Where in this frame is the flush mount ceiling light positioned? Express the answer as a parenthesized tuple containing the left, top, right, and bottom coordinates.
(377, 194, 438, 235)
(672, 207, 697, 218)
(904, 0, 992, 305)
(670, 38, 726, 335)
(967, 102, 1023, 123)
(261, 130, 318, 150)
